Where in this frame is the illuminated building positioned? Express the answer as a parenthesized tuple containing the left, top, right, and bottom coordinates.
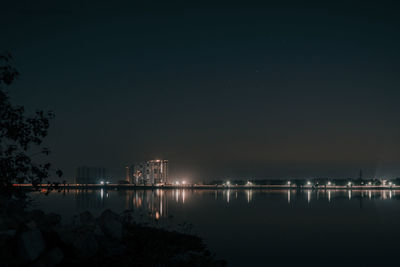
(128, 159, 168, 185)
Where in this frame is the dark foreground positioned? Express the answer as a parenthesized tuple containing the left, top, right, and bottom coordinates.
(0, 195, 226, 267)
(31, 188, 400, 267)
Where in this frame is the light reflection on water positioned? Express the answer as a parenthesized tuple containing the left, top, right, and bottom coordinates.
(32, 189, 400, 221)
(30, 189, 400, 267)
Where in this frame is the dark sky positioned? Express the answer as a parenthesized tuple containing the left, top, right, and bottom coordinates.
(2, 0, 400, 182)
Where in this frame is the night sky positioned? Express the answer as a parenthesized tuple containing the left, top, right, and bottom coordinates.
(2, 0, 400, 181)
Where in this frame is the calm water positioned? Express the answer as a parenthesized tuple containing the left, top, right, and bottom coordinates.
(30, 189, 400, 266)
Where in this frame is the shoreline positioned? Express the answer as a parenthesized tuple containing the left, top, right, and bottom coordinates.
(13, 184, 400, 190)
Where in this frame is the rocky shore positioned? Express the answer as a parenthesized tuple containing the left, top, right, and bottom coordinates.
(0, 195, 226, 266)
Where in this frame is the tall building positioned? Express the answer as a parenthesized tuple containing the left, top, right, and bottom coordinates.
(75, 166, 108, 184)
(129, 160, 168, 185)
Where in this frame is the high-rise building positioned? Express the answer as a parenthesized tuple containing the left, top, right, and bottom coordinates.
(74, 166, 108, 184)
(128, 160, 168, 185)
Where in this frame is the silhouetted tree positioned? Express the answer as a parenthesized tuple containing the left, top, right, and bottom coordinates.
(0, 53, 62, 189)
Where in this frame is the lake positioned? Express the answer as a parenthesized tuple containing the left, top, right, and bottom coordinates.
(30, 189, 400, 266)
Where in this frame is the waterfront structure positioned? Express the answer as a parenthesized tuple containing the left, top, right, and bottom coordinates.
(74, 166, 108, 184)
(128, 160, 168, 185)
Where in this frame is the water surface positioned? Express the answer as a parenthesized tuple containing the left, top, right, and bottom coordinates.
(30, 189, 400, 266)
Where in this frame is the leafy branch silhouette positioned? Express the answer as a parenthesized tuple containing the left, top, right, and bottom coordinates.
(0, 53, 62, 189)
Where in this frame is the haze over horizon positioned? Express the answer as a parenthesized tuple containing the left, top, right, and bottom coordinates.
(2, 0, 400, 182)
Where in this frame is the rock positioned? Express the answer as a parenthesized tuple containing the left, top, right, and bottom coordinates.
(41, 213, 61, 228)
(79, 211, 94, 225)
(121, 210, 134, 224)
(101, 239, 127, 257)
(33, 247, 64, 267)
(45, 247, 64, 266)
(0, 229, 16, 237)
(172, 252, 191, 263)
(1, 212, 22, 231)
(53, 225, 73, 245)
(8, 211, 26, 227)
(28, 211, 61, 232)
(56, 225, 98, 258)
(92, 224, 105, 237)
(98, 209, 122, 240)
(0, 229, 16, 248)
(19, 229, 46, 262)
(26, 220, 38, 230)
(71, 231, 98, 258)
(29, 209, 45, 222)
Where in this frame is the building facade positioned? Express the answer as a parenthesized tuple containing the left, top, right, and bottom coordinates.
(129, 160, 168, 185)
(75, 166, 108, 184)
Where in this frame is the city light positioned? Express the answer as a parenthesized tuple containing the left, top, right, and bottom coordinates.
(287, 181, 291, 185)
(307, 181, 311, 185)
(175, 181, 180, 185)
(100, 181, 104, 185)
(226, 181, 231, 186)
(327, 181, 331, 186)
(182, 181, 186, 185)
(348, 182, 352, 186)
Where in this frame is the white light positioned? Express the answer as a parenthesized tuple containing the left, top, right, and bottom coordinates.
(182, 181, 186, 185)
(106, 181, 110, 184)
(307, 181, 311, 185)
(327, 181, 331, 186)
(348, 182, 352, 186)
(368, 182, 372, 185)
(100, 181, 104, 185)
(175, 181, 180, 185)
(226, 181, 231, 186)
(287, 181, 291, 185)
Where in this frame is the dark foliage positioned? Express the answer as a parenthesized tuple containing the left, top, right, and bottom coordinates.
(0, 53, 62, 189)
